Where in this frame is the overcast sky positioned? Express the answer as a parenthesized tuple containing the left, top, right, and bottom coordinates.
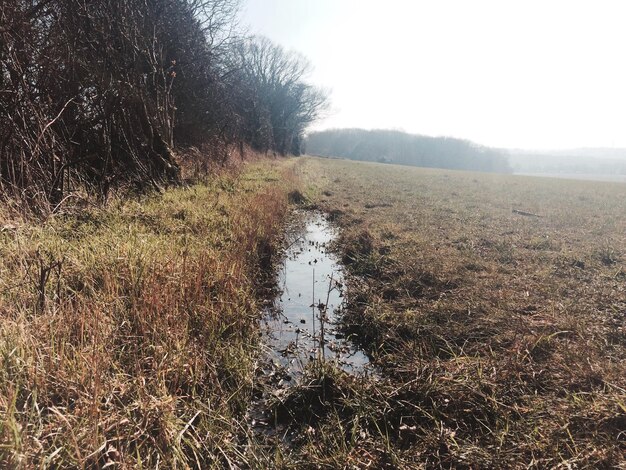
(240, 0, 626, 150)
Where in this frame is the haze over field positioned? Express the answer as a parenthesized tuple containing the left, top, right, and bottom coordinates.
(242, 0, 626, 159)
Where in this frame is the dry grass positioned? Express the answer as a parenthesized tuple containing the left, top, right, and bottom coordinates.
(1, 155, 624, 468)
(281, 157, 626, 468)
(0, 159, 299, 468)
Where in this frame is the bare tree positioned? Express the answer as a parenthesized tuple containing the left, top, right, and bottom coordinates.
(0, 2, 326, 212)
(232, 36, 328, 155)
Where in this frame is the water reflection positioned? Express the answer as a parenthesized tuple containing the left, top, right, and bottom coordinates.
(262, 211, 369, 378)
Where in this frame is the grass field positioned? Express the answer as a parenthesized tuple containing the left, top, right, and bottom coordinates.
(284, 157, 626, 468)
(0, 155, 624, 468)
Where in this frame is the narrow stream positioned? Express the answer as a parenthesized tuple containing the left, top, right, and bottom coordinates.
(262, 211, 369, 378)
(248, 211, 370, 435)
(247, 211, 369, 439)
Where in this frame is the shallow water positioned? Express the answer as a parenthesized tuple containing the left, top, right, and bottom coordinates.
(248, 212, 371, 436)
(261, 211, 369, 379)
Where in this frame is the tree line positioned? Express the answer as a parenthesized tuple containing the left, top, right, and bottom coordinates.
(0, 0, 326, 211)
(306, 129, 512, 173)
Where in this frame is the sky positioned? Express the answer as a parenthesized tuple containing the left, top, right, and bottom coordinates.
(240, 0, 626, 150)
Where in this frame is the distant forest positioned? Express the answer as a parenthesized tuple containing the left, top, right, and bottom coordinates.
(306, 129, 512, 173)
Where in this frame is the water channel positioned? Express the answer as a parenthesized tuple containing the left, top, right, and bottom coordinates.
(261, 211, 369, 378)
(248, 211, 371, 435)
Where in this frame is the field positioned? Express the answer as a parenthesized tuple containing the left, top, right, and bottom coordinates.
(0, 155, 624, 468)
(287, 157, 626, 468)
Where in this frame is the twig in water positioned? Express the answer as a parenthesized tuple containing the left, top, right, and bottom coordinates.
(319, 273, 335, 363)
(312, 268, 316, 355)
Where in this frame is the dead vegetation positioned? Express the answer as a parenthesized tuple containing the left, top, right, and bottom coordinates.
(1, 155, 624, 468)
(0, 159, 299, 468)
(1, 1, 326, 215)
(282, 157, 626, 468)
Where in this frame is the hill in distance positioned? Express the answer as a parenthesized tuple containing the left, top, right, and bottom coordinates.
(305, 129, 513, 174)
(507, 148, 626, 175)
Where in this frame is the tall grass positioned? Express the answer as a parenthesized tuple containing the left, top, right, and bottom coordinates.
(0, 160, 297, 468)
